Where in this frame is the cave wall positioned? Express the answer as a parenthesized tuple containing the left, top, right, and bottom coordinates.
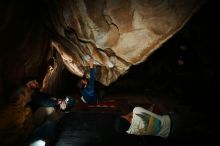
(0, 0, 207, 103)
(47, 0, 205, 86)
(106, 0, 220, 106)
(0, 0, 50, 103)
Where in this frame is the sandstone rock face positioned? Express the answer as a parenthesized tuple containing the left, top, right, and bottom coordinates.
(49, 0, 204, 86)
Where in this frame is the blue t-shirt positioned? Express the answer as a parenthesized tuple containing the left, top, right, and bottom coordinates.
(80, 68, 97, 104)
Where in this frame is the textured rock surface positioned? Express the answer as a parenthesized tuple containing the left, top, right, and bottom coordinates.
(49, 0, 204, 85)
(0, 0, 205, 101)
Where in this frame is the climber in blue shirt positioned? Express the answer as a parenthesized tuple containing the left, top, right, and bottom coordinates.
(80, 59, 97, 104)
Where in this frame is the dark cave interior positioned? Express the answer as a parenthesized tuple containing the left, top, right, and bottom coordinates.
(47, 1, 219, 144)
(0, 0, 219, 145)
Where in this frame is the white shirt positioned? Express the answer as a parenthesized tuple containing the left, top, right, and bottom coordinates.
(126, 107, 171, 138)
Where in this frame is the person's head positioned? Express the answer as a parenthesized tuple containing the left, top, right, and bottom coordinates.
(22, 77, 39, 90)
(9, 86, 32, 106)
(26, 80, 39, 89)
(64, 96, 75, 111)
(115, 116, 131, 134)
(81, 74, 88, 88)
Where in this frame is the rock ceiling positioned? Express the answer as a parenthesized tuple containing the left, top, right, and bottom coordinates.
(49, 0, 205, 86)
